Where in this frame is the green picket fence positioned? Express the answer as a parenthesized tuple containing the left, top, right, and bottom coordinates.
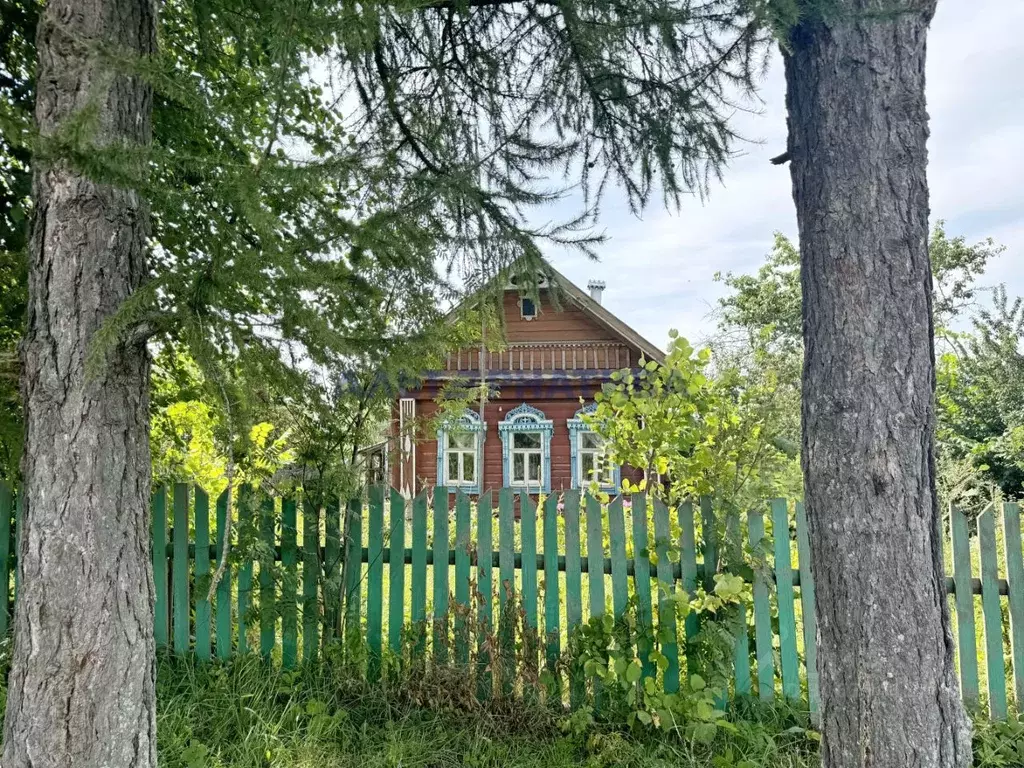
(0, 482, 1023, 719)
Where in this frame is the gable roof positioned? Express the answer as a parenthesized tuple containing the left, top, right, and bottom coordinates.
(542, 263, 664, 363)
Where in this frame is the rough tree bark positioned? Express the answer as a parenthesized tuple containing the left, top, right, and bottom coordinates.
(783, 2, 971, 767)
(2, 1, 158, 766)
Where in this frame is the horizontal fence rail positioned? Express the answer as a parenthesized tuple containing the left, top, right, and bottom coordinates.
(0, 483, 1022, 719)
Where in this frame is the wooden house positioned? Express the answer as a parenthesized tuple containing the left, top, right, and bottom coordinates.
(386, 266, 663, 496)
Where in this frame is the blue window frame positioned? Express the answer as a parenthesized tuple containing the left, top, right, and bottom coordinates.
(436, 410, 486, 494)
(499, 403, 553, 492)
(568, 403, 621, 492)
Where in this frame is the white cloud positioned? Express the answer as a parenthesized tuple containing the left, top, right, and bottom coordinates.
(546, 0, 1024, 349)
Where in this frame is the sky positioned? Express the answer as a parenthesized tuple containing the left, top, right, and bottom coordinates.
(544, 0, 1024, 350)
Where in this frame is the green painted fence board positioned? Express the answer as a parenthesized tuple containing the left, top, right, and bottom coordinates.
(563, 490, 584, 707)
(749, 508, 774, 701)
(586, 494, 606, 618)
(388, 490, 406, 659)
(679, 499, 700, 671)
(700, 496, 718, 592)
(323, 498, 341, 648)
(653, 498, 680, 694)
(152, 486, 168, 649)
(0, 483, 11, 635)
(979, 506, 1007, 719)
(259, 496, 276, 659)
(499, 488, 515, 696)
(521, 494, 539, 701)
(631, 493, 655, 681)
(477, 492, 494, 700)
(344, 498, 362, 654)
(303, 498, 320, 663)
(950, 506, 979, 705)
(281, 497, 298, 669)
(194, 488, 211, 661)
(795, 501, 818, 715)
(771, 499, 799, 700)
(367, 487, 385, 680)
(454, 491, 472, 666)
(216, 490, 232, 660)
(543, 494, 561, 684)
(172, 483, 190, 654)
(432, 486, 450, 663)
(609, 496, 629, 621)
(411, 493, 428, 658)
(1003, 502, 1024, 707)
(237, 489, 253, 655)
(727, 509, 751, 696)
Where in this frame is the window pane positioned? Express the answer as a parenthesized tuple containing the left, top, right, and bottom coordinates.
(528, 453, 541, 482)
(464, 451, 476, 483)
(513, 453, 525, 482)
(514, 432, 541, 449)
(581, 432, 602, 450)
(521, 297, 536, 318)
(449, 432, 475, 449)
(447, 451, 459, 482)
(581, 452, 595, 480)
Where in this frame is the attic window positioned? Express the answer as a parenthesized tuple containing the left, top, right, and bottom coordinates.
(520, 296, 537, 320)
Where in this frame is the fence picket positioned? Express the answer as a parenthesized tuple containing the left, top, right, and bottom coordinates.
(653, 497, 680, 694)
(951, 506, 979, 705)
(303, 497, 320, 664)
(324, 497, 341, 648)
(367, 488, 385, 679)
(499, 488, 515, 695)
(454, 491, 472, 667)
(563, 490, 584, 706)
(771, 499, 799, 700)
(259, 496, 276, 659)
(522, 493, 539, 636)
(727, 509, 751, 696)
(631, 494, 655, 681)
(1003, 502, 1024, 707)
(477, 492, 494, 700)
(172, 483, 190, 654)
(344, 498, 362, 657)
(194, 488, 211, 660)
(411, 493, 428, 658)
(749, 508, 774, 701)
(388, 490, 406, 660)
(700, 496, 717, 592)
(237, 489, 253, 655)
(679, 499, 699, 675)
(433, 486, 450, 663)
(979, 506, 1007, 719)
(152, 486, 168, 649)
(795, 501, 819, 716)
(215, 490, 232, 660)
(281, 497, 298, 669)
(543, 494, 561, 689)
(609, 496, 629, 622)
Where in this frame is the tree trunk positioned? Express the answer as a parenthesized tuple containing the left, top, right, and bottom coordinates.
(783, 3, 971, 767)
(2, 1, 158, 766)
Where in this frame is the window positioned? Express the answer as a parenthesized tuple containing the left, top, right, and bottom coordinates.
(445, 431, 478, 486)
(499, 403, 553, 492)
(578, 432, 615, 487)
(568, 404, 620, 491)
(511, 432, 543, 485)
(520, 296, 537, 320)
(436, 410, 486, 493)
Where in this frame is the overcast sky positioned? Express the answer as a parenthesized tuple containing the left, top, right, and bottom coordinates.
(544, 0, 1022, 350)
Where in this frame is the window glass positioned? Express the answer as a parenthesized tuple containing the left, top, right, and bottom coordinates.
(581, 432, 602, 450)
(521, 297, 536, 318)
(445, 430, 478, 486)
(514, 432, 541, 449)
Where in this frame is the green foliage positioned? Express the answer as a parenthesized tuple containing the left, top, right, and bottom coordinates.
(588, 333, 799, 505)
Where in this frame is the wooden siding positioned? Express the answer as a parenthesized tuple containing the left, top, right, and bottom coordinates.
(446, 291, 641, 373)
